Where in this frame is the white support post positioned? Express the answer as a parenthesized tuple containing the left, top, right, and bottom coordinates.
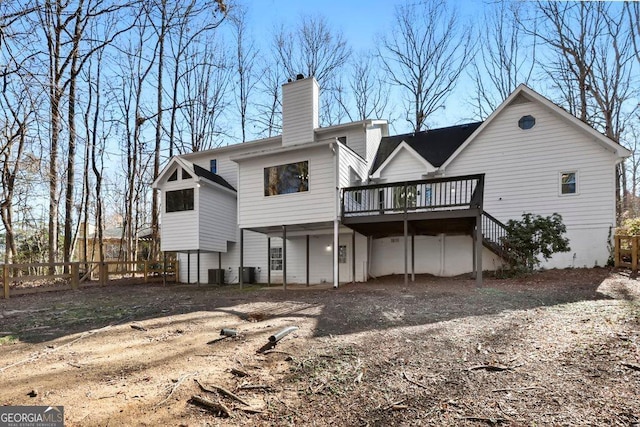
(333, 219, 339, 288)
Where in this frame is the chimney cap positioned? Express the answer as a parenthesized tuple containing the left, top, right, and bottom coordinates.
(296, 73, 304, 80)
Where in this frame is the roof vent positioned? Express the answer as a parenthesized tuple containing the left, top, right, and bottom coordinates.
(296, 73, 304, 80)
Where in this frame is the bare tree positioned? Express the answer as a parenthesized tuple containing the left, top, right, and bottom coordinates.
(471, 0, 537, 119)
(273, 15, 351, 125)
(177, 40, 231, 153)
(229, 5, 258, 142)
(379, 0, 473, 132)
(253, 59, 284, 138)
(338, 51, 392, 122)
(533, 2, 637, 220)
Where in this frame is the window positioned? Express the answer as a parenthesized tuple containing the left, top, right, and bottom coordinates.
(337, 136, 347, 145)
(182, 168, 192, 179)
(210, 159, 217, 174)
(168, 169, 178, 181)
(560, 172, 577, 195)
(338, 245, 347, 264)
(264, 161, 309, 196)
(518, 115, 536, 130)
(166, 188, 194, 212)
(270, 247, 283, 271)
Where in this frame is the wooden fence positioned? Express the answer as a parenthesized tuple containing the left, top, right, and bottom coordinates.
(1, 260, 179, 299)
(614, 235, 640, 271)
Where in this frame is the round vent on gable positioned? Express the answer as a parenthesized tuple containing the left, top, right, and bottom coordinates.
(518, 115, 536, 130)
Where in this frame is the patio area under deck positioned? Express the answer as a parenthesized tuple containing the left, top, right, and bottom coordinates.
(239, 221, 358, 289)
(341, 174, 485, 285)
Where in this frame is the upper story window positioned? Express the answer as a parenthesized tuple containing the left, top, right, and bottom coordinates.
(182, 169, 192, 179)
(264, 161, 309, 196)
(210, 159, 217, 174)
(518, 115, 536, 130)
(338, 136, 347, 145)
(168, 169, 178, 181)
(166, 188, 194, 212)
(560, 171, 577, 195)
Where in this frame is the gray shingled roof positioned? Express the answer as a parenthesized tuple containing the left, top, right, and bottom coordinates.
(193, 164, 236, 192)
(370, 122, 483, 175)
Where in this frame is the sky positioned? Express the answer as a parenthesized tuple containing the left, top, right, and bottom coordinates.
(241, 0, 487, 130)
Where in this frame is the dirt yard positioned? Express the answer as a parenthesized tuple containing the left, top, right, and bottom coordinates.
(0, 268, 639, 426)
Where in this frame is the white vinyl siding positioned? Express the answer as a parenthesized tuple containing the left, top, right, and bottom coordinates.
(378, 146, 433, 182)
(238, 145, 336, 229)
(198, 184, 237, 252)
(161, 180, 198, 252)
(445, 100, 618, 268)
(282, 78, 319, 146)
(338, 143, 368, 188)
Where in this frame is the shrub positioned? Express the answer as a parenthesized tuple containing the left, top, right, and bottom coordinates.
(615, 217, 640, 236)
(503, 213, 571, 272)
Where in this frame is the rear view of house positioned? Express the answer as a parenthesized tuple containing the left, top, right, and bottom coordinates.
(153, 76, 629, 287)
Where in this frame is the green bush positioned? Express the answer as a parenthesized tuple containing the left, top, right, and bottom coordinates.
(503, 213, 571, 272)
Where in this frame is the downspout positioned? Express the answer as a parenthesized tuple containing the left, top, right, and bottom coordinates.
(331, 140, 339, 289)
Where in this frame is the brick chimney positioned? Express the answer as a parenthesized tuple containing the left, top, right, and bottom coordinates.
(282, 74, 319, 146)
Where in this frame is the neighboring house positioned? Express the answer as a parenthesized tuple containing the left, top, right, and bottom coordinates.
(77, 224, 153, 265)
(152, 76, 630, 287)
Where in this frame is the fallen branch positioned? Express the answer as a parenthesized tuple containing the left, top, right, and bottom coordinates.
(156, 372, 197, 407)
(621, 362, 640, 372)
(239, 407, 263, 414)
(130, 324, 147, 331)
(230, 368, 250, 377)
(384, 400, 407, 411)
(468, 363, 522, 372)
(492, 386, 544, 393)
(402, 371, 429, 390)
(238, 384, 273, 391)
(195, 379, 250, 406)
(189, 395, 231, 418)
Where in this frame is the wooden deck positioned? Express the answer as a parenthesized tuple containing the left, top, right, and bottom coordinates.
(341, 174, 484, 238)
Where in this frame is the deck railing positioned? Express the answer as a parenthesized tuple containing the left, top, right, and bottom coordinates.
(341, 174, 484, 218)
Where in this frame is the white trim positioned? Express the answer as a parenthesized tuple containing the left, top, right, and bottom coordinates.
(440, 84, 631, 170)
(559, 170, 579, 196)
(230, 140, 332, 162)
(371, 141, 435, 179)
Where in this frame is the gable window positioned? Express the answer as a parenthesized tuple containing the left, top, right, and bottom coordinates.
(168, 169, 178, 181)
(264, 161, 309, 196)
(270, 247, 283, 271)
(166, 188, 194, 212)
(518, 115, 536, 130)
(338, 136, 347, 145)
(210, 159, 217, 174)
(560, 171, 577, 195)
(182, 168, 192, 179)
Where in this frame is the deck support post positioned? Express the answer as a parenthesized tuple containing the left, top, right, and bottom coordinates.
(404, 216, 408, 285)
(163, 252, 167, 286)
(282, 225, 287, 291)
(197, 249, 201, 284)
(218, 251, 221, 270)
(333, 219, 339, 288)
(267, 237, 271, 286)
(411, 232, 415, 282)
(475, 214, 483, 286)
(239, 229, 244, 289)
(187, 251, 191, 284)
(306, 235, 310, 286)
(352, 231, 356, 284)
